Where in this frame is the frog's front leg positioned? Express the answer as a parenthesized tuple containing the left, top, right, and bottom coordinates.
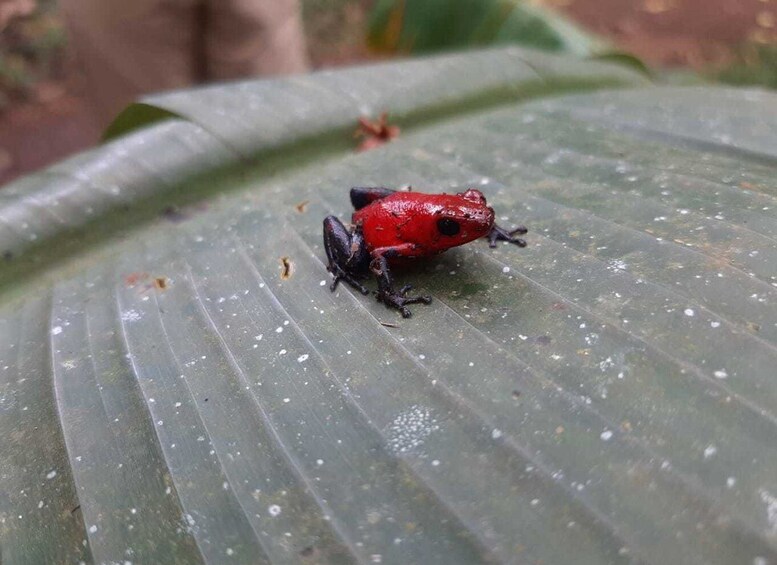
(323, 216, 370, 294)
(487, 223, 528, 248)
(370, 245, 432, 318)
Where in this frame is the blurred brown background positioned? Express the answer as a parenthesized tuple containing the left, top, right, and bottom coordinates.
(1, 0, 775, 186)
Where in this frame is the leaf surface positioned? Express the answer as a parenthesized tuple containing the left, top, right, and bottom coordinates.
(0, 49, 775, 564)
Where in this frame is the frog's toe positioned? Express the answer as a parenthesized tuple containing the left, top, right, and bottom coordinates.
(487, 223, 529, 248)
(375, 288, 432, 317)
(329, 269, 369, 294)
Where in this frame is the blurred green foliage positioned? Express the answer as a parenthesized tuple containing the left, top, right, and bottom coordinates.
(367, 0, 608, 57)
(2, 0, 775, 113)
(715, 43, 777, 90)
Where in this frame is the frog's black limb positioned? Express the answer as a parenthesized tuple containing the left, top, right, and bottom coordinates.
(370, 255, 432, 318)
(323, 216, 370, 294)
(350, 187, 397, 210)
(487, 224, 528, 248)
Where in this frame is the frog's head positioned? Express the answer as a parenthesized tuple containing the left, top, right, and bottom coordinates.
(427, 189, 495, 250)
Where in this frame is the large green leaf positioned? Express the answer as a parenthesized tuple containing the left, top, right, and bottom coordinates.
(1, 48, 776, 564)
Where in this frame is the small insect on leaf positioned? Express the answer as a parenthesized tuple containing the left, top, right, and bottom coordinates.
(154, 277, 169, 291)
(280, 256, 293, 280)
(355, 112, 400, 152)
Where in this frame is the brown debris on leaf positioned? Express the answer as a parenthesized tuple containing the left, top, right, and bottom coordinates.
(124, 272, 171, 292)
(355, 112, 400, 152)
(294, 200, 309, 213)
(280, 256, 293, 280)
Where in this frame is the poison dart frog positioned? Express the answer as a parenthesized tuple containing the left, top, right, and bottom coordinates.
(323, 187, 527, 318)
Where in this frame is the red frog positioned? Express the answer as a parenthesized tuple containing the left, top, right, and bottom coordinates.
(323, 187, 527, 318)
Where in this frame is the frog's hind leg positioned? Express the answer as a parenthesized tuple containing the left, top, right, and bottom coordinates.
(350, 187, 397, 210)
(323, 216, 370, 294)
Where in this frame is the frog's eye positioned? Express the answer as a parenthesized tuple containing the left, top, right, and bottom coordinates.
(460, 189, 487, 204)
(437, 217, 461, 236)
